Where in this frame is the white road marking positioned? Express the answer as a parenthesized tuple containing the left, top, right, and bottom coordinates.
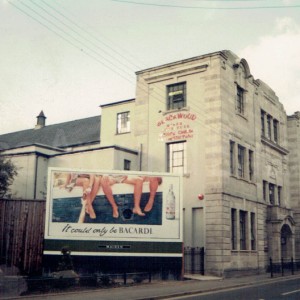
(282, 289, 300, 296)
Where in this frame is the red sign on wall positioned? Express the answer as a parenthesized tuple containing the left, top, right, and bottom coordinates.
(157, 112, 197, 142)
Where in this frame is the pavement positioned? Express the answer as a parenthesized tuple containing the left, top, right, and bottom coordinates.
(1, 272, 300, 300)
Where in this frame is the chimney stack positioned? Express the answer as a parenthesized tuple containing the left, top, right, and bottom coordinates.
(35, 110, 46, 129)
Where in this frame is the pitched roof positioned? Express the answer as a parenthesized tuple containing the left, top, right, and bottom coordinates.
(0, 116, 100, 151)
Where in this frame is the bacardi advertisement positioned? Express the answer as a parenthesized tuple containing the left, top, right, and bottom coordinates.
(44, 168, 182, 257)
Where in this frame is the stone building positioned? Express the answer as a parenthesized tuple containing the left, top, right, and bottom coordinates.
(287, 112, 300, 263)
(1, 50, 299, 277)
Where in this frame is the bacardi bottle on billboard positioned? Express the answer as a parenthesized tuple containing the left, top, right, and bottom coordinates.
(166, 184, 175, 220)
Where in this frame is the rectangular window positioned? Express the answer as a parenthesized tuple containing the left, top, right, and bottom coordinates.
(124, 159, 131, 171)
(167, 141, 187, 174)
(263, 180, 268, 201)
(230, 141, 235, 175)
(269, 183, 275, 205)
(249, 150, 254, 181)
(261, 110, 265, 136)
(117, 112, 130, 134)
(250, 213, 256, 250)
(240, 210, 247, 250)
(278, 186, 282, 206)
(267, 115, 272, 139)
(238, 145, 245, 178)
(167, 82, 186, 110)
(231, 208, 237, 250)
(273, 119, 278, 143)
(236, 86, 244, 114)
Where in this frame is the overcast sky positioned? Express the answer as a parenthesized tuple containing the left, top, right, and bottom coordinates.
(1, 0, 300, 134)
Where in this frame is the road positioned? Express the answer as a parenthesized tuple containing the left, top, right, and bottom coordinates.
(3, 275, 300, 300)
(166, 277, 300, 300)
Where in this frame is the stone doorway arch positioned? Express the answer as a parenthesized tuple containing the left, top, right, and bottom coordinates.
(281, 224, 293, 260)
(266, 211, 295, 262)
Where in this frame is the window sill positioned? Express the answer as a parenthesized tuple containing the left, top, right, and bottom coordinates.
(231, 250, 257, 253)
(167, 172, 190, 177)
(116, 131, 131, 135)
(231, 249, 257, 254)
(261, 136, 289, 155)
(267, 203, 285, 208)
(235, 111, 248, 121)
(230, 175, 256, 185)
(162, 106, 190, 116)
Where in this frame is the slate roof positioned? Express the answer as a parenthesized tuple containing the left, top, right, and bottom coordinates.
(0, 116, 100, 151)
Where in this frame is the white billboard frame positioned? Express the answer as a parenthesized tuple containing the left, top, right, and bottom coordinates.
(44, 168, 183, 257)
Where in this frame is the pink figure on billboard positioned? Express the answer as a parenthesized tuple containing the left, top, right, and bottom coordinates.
(123, 176, 162, 216)
(61, 173, 162, 222)
(84, 175, 163, 218)
(61, 173, 98, 222)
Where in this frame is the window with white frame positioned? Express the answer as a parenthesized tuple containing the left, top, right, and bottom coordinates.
(117, 111, 130, 134)
(167, 82, 186, 110)
(167, 141, 187, 174)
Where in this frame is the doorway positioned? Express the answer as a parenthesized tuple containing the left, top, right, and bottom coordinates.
(281, 224, 292, 260)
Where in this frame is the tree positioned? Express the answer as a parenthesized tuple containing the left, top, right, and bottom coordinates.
(0, 157, 18, 198)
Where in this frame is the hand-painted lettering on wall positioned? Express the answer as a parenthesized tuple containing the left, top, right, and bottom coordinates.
(157, 112, 197, 127)
(157, 112, 197, 141)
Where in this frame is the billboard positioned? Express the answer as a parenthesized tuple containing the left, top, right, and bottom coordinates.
(44, 168, 182, 257)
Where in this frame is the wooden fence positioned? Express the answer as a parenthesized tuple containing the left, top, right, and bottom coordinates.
(1, 199, 187, 277)
(0, 199, 46, 275)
